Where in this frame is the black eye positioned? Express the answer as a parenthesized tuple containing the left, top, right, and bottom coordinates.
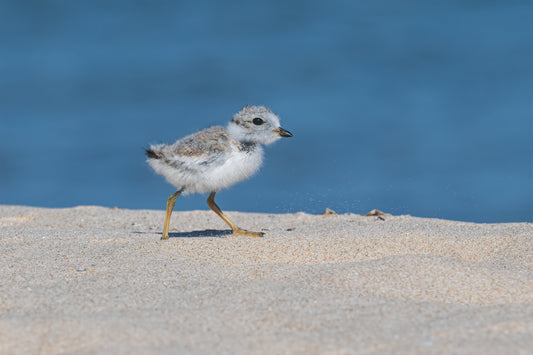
(252, 117, 264, 125)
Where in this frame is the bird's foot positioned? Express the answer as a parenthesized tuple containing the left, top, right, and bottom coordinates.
(232, 228, 265, 237)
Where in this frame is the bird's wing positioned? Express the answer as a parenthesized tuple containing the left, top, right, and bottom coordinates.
(171, 126, 229, 157)
(157, 126, 230, 171)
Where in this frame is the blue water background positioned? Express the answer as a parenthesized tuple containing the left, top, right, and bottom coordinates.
(1, 1, 532, 223)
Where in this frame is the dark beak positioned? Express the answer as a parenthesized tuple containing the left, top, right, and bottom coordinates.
(274, 127, 293, 137)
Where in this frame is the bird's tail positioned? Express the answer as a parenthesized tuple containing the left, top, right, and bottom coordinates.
(145, 147, 160, 159)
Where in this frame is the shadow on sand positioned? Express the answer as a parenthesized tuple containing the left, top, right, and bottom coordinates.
(167, 229, 232, 238)
(132, 229, 233, 238)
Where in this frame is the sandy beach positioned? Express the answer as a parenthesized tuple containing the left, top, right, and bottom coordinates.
(1, 205, 532, 354)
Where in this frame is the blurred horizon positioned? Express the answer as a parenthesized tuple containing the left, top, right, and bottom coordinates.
(1, 0, 532, 223)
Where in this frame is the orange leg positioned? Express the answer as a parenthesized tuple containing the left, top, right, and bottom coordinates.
(207, 192, 264, 237)
(162, 190, 182, 240)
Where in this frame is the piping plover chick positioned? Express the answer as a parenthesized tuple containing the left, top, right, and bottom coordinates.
(146, 105, 293, 240)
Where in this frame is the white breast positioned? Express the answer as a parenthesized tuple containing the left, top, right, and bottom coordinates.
(198, 145, 263, 193)
(149, 144, 264, 194)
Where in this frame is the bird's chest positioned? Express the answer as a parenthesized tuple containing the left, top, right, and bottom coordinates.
(208, 143, 263, 183)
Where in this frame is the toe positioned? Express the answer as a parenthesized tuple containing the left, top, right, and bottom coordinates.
(233, 229, 264, 237)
